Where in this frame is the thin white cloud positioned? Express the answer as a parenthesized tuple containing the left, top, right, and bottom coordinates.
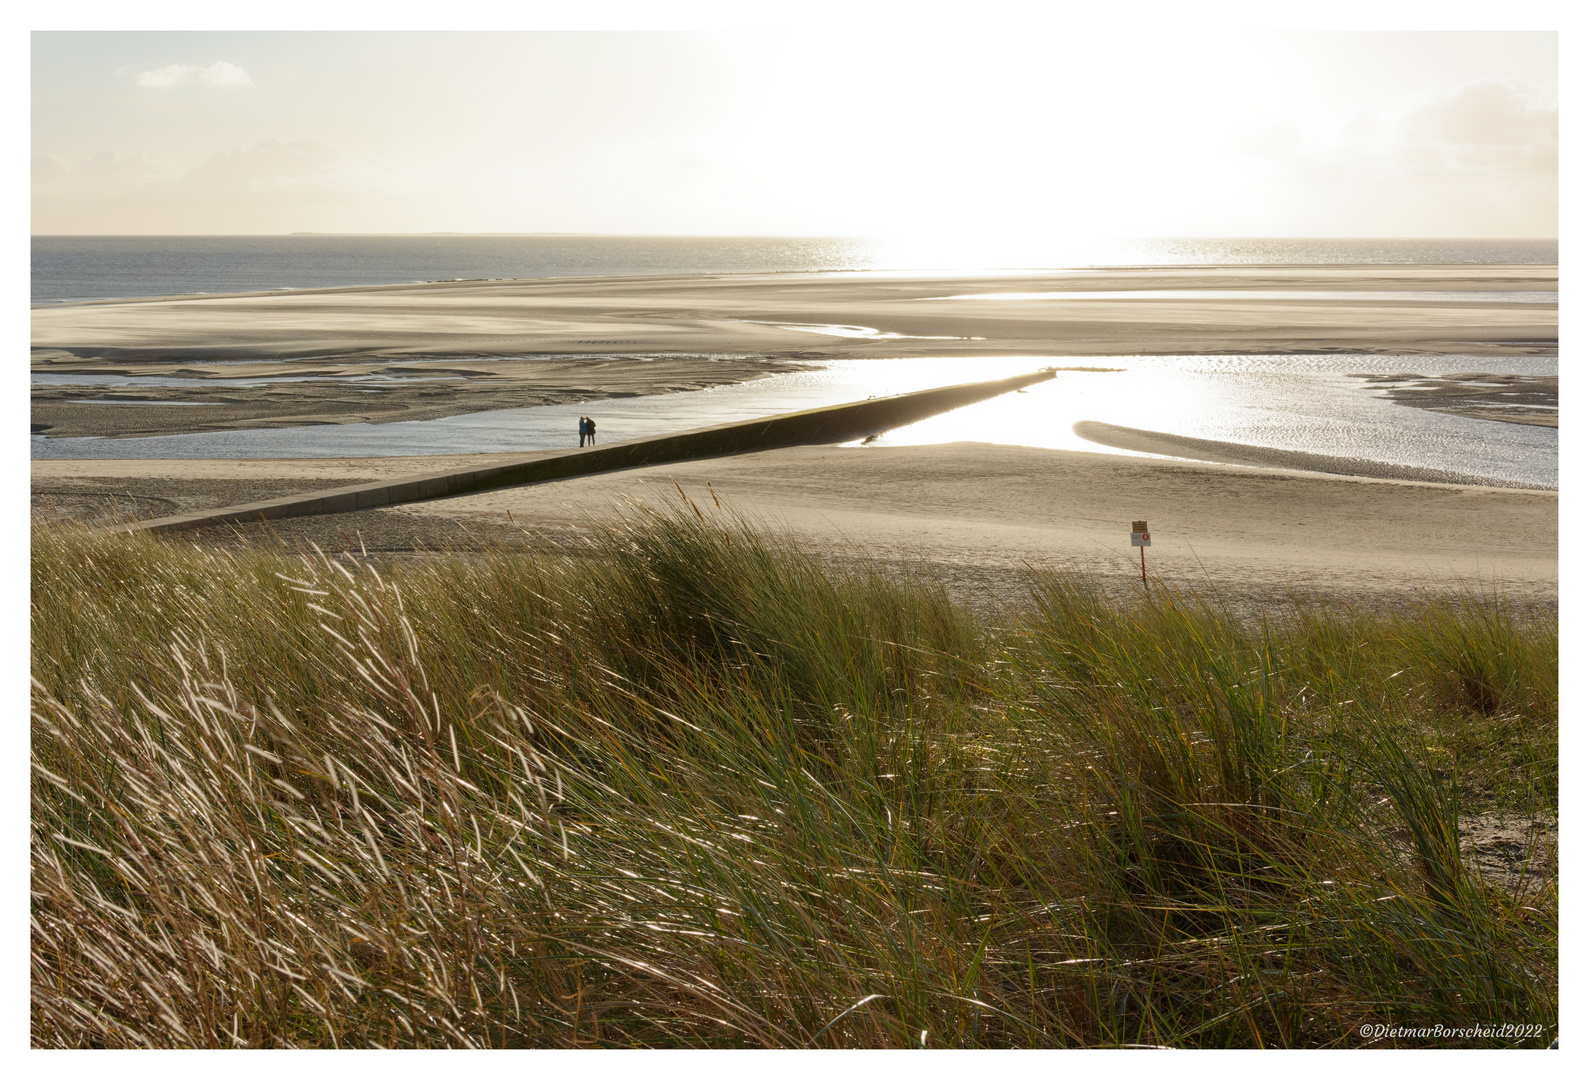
(134, 61, 253, 89)
(1396, 79, 1555, 156)
(1212, 76, 1556, 236)
(30, 139, 446, 233)
(1231, 78, 1556, 177)
(186, 140, 359, 195)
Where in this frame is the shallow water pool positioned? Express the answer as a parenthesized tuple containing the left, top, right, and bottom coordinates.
(31, 353, 1557, 490)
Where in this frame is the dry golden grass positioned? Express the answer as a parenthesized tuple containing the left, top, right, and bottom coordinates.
(32, 504, 1556, 1047)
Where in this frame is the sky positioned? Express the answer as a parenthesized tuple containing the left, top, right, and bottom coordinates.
(30, 29, 1558, 238)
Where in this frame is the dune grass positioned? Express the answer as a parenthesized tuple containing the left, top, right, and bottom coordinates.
(31, 502, 1556, 1048)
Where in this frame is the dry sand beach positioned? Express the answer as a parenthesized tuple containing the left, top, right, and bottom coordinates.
(32, 265, 1557, 610)
(33, 443, 1557, 613)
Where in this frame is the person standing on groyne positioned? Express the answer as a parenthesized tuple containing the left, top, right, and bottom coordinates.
(578, 416, 588, 447)
(585, 416, 597, 445)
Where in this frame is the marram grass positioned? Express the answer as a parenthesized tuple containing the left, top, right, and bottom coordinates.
(31, 504, 1556, 1048)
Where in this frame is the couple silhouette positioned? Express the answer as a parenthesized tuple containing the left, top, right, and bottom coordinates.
(578, 415, 597, 447)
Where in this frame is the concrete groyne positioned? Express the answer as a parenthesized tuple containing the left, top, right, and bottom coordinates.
(126, 368, 1056, 535)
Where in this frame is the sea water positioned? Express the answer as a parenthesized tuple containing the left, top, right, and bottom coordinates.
(31, 235, 1558, 305)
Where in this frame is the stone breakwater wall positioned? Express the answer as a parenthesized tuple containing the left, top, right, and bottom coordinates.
(127, 368, 1056, 535)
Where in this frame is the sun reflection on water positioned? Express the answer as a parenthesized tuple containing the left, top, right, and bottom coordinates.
(31, 352, 1557, 489)
(837, 354, 1556, 489)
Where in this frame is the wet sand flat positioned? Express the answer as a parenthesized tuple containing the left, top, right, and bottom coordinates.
(1348, 372, 1557, 427)
(29, 354, 800, 440)
(34, 264, 1556, 441)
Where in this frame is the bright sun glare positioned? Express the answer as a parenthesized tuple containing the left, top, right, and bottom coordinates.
(31, 29, 1556, 239)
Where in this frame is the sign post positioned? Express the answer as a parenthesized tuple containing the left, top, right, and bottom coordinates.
(1130, 520, 1151, 587)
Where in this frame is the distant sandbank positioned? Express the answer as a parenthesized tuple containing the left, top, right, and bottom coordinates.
(33, 264, 1556, 441)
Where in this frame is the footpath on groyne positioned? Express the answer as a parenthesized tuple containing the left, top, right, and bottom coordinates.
(124, 368, 1056, 536)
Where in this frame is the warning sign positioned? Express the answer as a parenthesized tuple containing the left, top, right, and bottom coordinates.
(1131, 520, 1150, 547)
